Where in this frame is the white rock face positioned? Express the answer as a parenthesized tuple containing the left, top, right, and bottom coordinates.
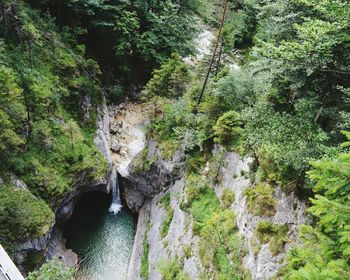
(9, 174, 28, 190)
(127, 203, 150, 280)
(217, 151, 307, 280)
(127, 178, 203, 280)
(94, 99, 113, 166)
(183, 28, 215, 66)
(128, 146, 307, 280)
(109, 103, 149, 177)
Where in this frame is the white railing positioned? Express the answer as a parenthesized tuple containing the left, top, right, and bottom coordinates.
(0, 245, 24, 280)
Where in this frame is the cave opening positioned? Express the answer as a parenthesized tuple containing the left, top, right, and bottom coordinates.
(63, 190, 137, 280)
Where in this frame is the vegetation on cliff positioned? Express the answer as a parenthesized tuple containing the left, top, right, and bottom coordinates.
(1, 0, 350, 279)
(0, 0, 202, 276)
(26, 259, 74, 280)
(0, 1, 108, 256)
(143, 0, 350, 278)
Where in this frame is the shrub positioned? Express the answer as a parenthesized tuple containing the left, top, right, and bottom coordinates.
(183, 171, 244, 279)
(221, 189, 235, 208)
(213, 110, 244, 149)
(0, 185, 54, 253)
(160, 209, 174, 239)
(198, 210, 241, 279)
(26, 259, 74, 280)
(244, 183, 277, 216)
(157, 259, 190, 280)
(255, 221, 289, 256)
(134, 147, 158, 174)
(160, 193, 174, 239)
(141, 235, 150, 280)
(145, 53, 191, 99)
(181, 174, 207, 211)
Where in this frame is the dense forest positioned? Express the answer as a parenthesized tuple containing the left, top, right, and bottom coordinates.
(1, 0, 350, 279)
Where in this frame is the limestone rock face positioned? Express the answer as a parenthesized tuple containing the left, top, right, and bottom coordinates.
(128, 147, 307, 280)
(215, 150, 306, 279)
(15, 233, 52, 275)
(124, 139, 185, 211)
(106, 102, 183, 212)
(94, 99, 113, 167)
(127, 178, 203, 280)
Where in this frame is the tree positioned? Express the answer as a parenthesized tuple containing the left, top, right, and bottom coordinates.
(31, 0, 202, 83)
(26, 259, 74, 280)
(0, 64, 26, 165)
(213, 110, 243, 148)
(284, 131, 350, 279)
(145, 53, 190, 98)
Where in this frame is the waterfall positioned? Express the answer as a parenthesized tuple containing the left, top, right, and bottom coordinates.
(109, 167, 122, 215)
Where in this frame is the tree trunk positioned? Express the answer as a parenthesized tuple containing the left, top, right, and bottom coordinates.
(195, 0, 228, 110)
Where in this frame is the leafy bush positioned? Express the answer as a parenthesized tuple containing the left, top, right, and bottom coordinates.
(214, 110, 244, 149)
(0, 1, 108, 250)
(145, 53, 191, 99)
(16, 118, 108, 206)
(160, 193, 174, 239)
(198, 210, 242, 279)
(26, 259, 74, 280)
(183, 171, 245, 279)
(0, 185, 54, 253)
(0, 65, 26, 162)
(255, 221, 289, 256)
(134, 147, 158, 174)
(157, 259, 190, 280)
(181, 174, 209, 213)
(141, 235, 150, 280)
(148, 98, 199, 156)
(244, 183, 277, 217)
(221, 189, 235, 209)
(284, 133, 350, 278)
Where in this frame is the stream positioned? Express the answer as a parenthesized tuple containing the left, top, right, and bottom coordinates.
(63, 192, 136, 280)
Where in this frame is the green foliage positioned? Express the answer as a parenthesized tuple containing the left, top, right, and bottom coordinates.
(244, 183, 277, 217)
(221, 0, 257, 49)
(160, 193, 174, 239)
(33, 0, 201, 83)
(243, 101, 331, 188)
(150, 0, 350, 191)
(255, 221, 289, 256)
(16, 118, 108, 206)
(157, 259, 190, 280)
(183, 172, 245, 279)
(187, 185, 221, 235)
(213, 110, 244, 149)
(207, 151, 225, 184)
(181, 174, 212, 214)
(134, 147, 158, 174)
(198, 210, 242, 280)
(285, 135, 350, 278)
(26, 259, 74, 280)
(185, 151, 207, 175)
(221, 189, 235, 209)
(148, 98, 200, 155)
(141, 234, 150, 280)
(0, 185, 54, 253)
(0, 64, 26, 160)
(145, 53, 191, 99)
(161, 193, 171, 210)
(0, 1, 108, 250)
(142, 0, 350, 278)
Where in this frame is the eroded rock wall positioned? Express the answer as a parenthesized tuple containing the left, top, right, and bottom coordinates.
(127, 146, 307, 280)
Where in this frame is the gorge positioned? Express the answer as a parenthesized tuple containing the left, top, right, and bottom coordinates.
(1, 1, 350, 280)
(63, 191, 136, 280)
